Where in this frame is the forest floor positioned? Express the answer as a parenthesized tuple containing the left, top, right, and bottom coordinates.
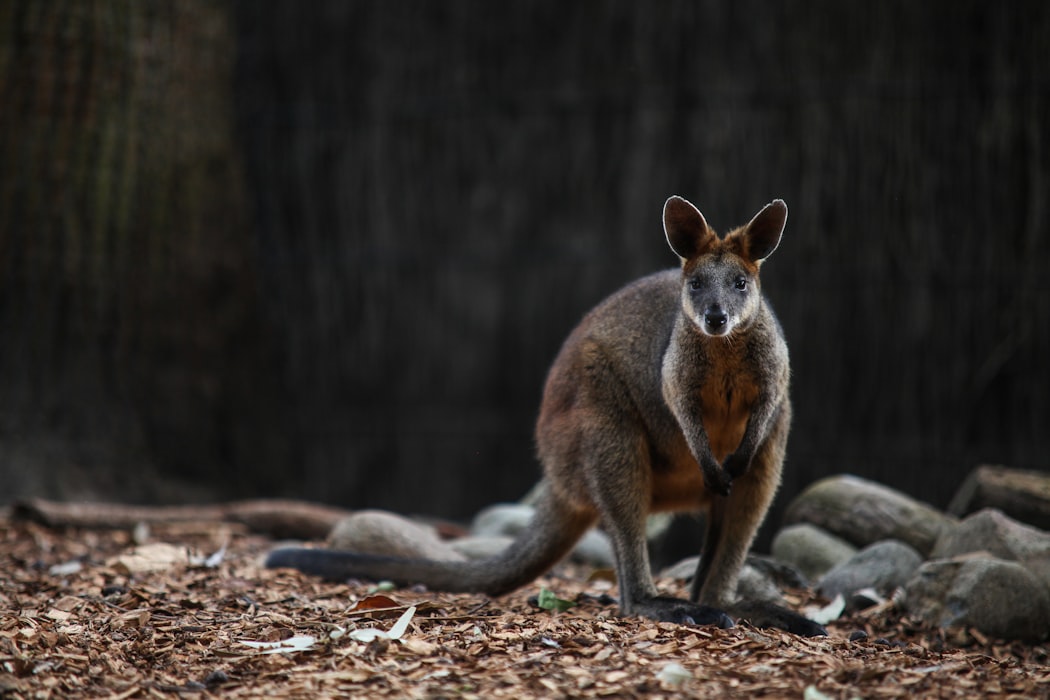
(2, 517, 1049, 699)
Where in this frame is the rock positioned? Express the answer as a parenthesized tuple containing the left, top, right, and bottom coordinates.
(471, 502, 615, 567)
(471, 503, 536, 538)
(659, 556, 782, 604)
(817, 539, 923, 599)
(736, 563, 783, 604)
(932, 508, 1050, 593)
(903, 556, 1050, 642)
(644, 512, 677, 541)
(520, 483, 677, 541)
(771, 523, 858, 582)
(449, 535, 514, 560)
(660, 555, 699, 580)
(570, 531, 616, 568)
(661, 554, 807, 591)
(328, 510, 466, 561)
(784, 474, 956, 556)
(947, 465, 1050, 531)
(846, 589, 885, 613)
(932, 507, 1050, 561)
(745, 554, 810, 590)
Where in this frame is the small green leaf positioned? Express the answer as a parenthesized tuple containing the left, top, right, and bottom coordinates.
(536, 588, 576, 612)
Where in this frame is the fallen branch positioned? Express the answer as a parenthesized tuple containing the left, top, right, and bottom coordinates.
(12, 498, 351, 540)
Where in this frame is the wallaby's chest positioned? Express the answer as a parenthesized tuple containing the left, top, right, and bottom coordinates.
(698, 367, 759, 462)
(650, 358, 761, 510)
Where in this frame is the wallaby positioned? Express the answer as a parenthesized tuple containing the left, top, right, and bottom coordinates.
(267, 195, 824, 636)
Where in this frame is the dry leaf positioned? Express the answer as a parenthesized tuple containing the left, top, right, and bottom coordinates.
(45, 609, 73, 622)
(109, 542, 185, 574)
(656, 661, 692, 686)
(401, 638, 438, 655)
(48, 560, 83, 576)
(805, 594, 846, 625)
(350, 594, 402, 611)
(5, 516, 1050, 699)
(239, 635, 318, 654)
(347, 605, 416, 643)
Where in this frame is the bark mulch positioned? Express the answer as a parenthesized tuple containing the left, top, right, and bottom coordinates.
(2, 518, 1048, 699)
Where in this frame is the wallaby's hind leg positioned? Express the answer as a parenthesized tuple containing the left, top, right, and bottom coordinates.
(581, 421, 732, 628)
(692, 402, 788, 608)
(690, 472, 778, 610)
(689, 408, 826, 636)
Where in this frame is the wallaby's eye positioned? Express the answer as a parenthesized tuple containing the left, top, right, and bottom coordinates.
(689, 277, 702, 291)
(734, 277, 748, 291)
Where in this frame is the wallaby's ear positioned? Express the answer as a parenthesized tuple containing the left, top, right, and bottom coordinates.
(742, 199, 787, 263)
(664, 196, 715, 261)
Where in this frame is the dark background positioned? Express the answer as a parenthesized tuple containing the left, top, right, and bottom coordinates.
(2, 1, 1047, 548)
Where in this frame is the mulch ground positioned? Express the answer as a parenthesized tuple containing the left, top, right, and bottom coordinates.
(2, 517, 1049, 699)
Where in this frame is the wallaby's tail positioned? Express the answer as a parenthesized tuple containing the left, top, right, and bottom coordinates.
(265, 489, 596, 597)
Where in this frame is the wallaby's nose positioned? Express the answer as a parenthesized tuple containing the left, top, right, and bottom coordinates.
(704, 306, 728, 331)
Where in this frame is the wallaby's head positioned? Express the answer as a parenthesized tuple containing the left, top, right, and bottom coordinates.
(663, 195, 787, 338)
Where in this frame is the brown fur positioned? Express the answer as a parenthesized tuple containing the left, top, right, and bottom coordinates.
(266, 195, 824, 636)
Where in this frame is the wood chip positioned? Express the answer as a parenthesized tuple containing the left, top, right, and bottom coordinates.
(2, 517, 1049, 698)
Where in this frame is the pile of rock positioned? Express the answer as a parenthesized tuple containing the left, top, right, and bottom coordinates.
(326, 503, 615, 568)
(320, 467, 1050, 642)
(770, 473, 1050, 642)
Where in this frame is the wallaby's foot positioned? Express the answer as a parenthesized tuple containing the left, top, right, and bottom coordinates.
(632, 596, 734, 628)
(729, 601, 827, 637)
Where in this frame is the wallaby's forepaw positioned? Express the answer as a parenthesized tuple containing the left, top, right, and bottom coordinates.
(632, 596, 734, 629)
(723, 451, 751, 480)
(701, 460, 732, 496)
(729, 601, 827, 637)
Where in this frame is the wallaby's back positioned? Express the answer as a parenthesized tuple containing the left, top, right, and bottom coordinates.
(536, 270, 689, 505)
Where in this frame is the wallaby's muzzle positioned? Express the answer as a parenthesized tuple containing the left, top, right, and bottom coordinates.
(703, 304, 729, 334)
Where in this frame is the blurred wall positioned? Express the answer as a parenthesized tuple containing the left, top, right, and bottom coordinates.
(2, 2, 1048, 540)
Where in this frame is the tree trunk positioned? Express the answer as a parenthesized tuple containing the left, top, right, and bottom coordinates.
(0, 1, 284, 503)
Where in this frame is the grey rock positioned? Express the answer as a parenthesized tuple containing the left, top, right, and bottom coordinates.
(471, 502, 615, 567)
(518, 482, 677, 540)
(471, 503, 536, 538)
(659, 556, 782, 605)
(904, 556, 1050, 642)
(736, 563, 783, 604)
(784, 474, 956, 556)
(932, 508, 1050, 591)
(328, 510, 466, 561)
(771, 523, 858, 582)
(817, 539, 923, 599)
(660, 555, 699, 580)
(449, 535, 515, 560)
(570, 531, 616, 568)
(745, 554, 810, 590)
